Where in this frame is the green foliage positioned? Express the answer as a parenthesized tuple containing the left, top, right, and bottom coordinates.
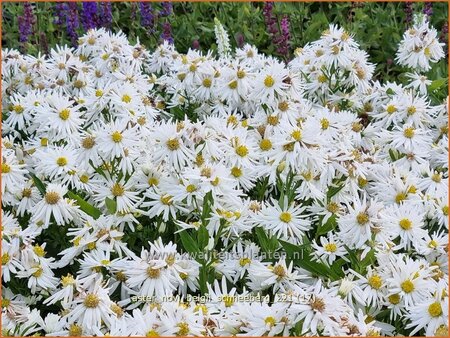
(2, 2, 447, 83)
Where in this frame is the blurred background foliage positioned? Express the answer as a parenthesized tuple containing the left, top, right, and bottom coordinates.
(1, 1, 448, 82)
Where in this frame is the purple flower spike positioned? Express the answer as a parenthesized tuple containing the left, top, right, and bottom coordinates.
(139, 2, 155, 33)
(18, 3, 35, 43)
(66, 2, 80, 47)
(161, 22, 173, 44)
(82, 2, 98, 31)
(404, 2, 414, 26)
(423, 2, 433, 19)
(263, 2, 291, 58)
(160, 2, 173, 17)
(54, 2, 66, 27)
(99, 2, 112, 28)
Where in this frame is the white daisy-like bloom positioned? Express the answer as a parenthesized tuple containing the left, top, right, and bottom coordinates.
(1, 149, 28, 195)
(1, 21, 449, 336)
(151, 120, 195, 172)
(31, 183, 78, 228)
(257, 197, 311, 243)
(379, 203, 427, 250)
(64, 282, 114, 332)
(405, 294, 449, 336)
(312, 232, 347, 265)
(247, 258, 306, 293)
(125, 247, 177, 299)
(405, 72, 431, 95)
(396, 15, 445, 71)
(93, 177, 140, 213)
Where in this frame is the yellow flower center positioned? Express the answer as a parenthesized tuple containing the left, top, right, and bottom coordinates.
(273, 265, 286, 278)
(267, 115, 279, 126)
(442, 206, 448, 216)
(32, 267, 43, 277)
(327, 202, 340, 214)
(166, 138, 180, 151)
(324, 243, 337, 252)
(146, 329, 160, 337)
(237, 69, 246, 79)
(259, 139, 272, 151)
(291, 129, 302, 141)
(148, 177, 159, 186)
(278, 101, 289, 111)
(356, 212, 369, 225)
(13, 105, 24, 114)
(81, 136, 95, 149)
(33, 245, 45, 257)
(2, 299, 11, 308)
(111, 131, 123, 143)
(80, 174, 89, 183)
(56, 157, 68, 167)
(84, 294, 100, 308)
(386, 105, 397, 114)
(69, 324, 82, 336)
(368, 275, 382, 289)
(222, 295, 234, 307)
(320, 118, 330, 130)
(160, 195, 173, 205)
(428, 302, 442, 317)
(310, 297, 326, 312)
(399, 218, 412, 230)
(228, 80, 238, 89)
(264, 75, 275, 87)
(431, 173, 442, 183)
(177, 322, 190, 335)
(202, 78, 212, 88)
(388, 293, 400, 305)
(279, 212, 292, 223)
(59, 109, 70, 120)
(95, 89, 103, 97)
(239, 257, 251, 267)
(231, 167, 242, 178)
(1, 163, 11, 174)
(61, 274, 75, 287)
(186, 184, 197, 193)
(395, 192, 407, 204)
(122, 94, 132, 103)
(2, 253, 10, 265)
(147, 267, 161, 279)
(211, 177, 220, 186)
(265, 316, 276, 327)
(22, 188, 32, 198)
(45, 191, 61, 205)
(401, 279, 414, 293)
(403, 127, 415, 138)
(318, 74, 327, 83)
(111, 183, 125, 197)
(352, 122, 363, 132)
(235, 145, 249, 157)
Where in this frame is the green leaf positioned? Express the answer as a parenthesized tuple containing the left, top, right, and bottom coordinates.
(178, 230, 200, 254)
(198, 225, 209, 249)
(67, 191, 101, 219)
(255, 227, 269, 253)
(105, 197, 117, 214)
(201, 191, 213, 226)
(327, 184, 344, 199)
(30, 173, 46, 194)
(279, 240, 342, 280)
(316, 215, 337, 237)
(429, 78, 447, 92)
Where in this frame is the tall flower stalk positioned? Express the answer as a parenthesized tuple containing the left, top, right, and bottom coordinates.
(18, 3, 35, 43)
(263, 2, 291, 59)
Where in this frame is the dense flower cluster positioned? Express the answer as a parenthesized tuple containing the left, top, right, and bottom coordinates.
(1, 20, 448, 337)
